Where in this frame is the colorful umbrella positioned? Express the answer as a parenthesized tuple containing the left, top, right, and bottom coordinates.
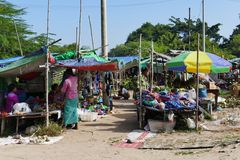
(55, 51, 118, 71)
(166, 51, 231, 73)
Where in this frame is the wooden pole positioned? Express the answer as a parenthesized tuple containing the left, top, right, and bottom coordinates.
(202, 0, 205, 52)
(45, 0, 50, 127)
(13, 20, 23, 56)
(150, 40, 154, 91)
(195, 33, 200, 130)
(77, 0, 83, 92)
(188, 7, 191, 51)
(139, 34, 143, 129)
(88, 15, 95, 50)
(78, 0, 82, 55)
(75, 27, 78, 54)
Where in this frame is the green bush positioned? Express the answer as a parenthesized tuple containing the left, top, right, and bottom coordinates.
(35, 122, 63, 137)
(122, 77, 138, 90)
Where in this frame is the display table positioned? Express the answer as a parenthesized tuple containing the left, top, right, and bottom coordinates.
(0, 110, 61, 135)
(137, 106, 196, 127)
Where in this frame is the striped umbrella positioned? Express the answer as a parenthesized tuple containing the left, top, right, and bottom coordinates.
(166, 51, 231, 73)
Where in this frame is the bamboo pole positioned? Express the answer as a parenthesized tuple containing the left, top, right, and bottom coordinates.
(139, 34, 143, 129)
(13, 20, 23, 56)
(75, 27, 78, 54)
(188, 8, 191, 51)
(202, 0, 205, 52)
(45, 0, 50, 127)
(88, 15, 95, 50)
(77, 0, 83, 93)
(195, 34, 200, 129)
(150, 40, 154, 91)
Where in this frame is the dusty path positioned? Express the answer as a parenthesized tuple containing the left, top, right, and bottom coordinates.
(0, 99, 240, 160)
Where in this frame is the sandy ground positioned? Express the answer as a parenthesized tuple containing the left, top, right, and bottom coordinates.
(0, 99, 240, 160)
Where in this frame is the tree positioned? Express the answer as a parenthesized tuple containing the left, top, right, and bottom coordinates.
(0, 0, 34, 57)
(110, 17, 231, 58)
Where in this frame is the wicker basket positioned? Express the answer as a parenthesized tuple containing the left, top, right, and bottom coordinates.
(232, 83, 240, 97)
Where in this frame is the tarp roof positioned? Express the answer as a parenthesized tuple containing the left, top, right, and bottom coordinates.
(55, 51, 118, 71)
(0, 56, 23, 65)
(0, 47, 46, 77)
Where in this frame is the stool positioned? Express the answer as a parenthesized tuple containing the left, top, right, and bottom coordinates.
(200, 98, 213, 115)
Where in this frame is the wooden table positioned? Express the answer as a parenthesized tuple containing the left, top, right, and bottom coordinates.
(0, 111, 61, 135)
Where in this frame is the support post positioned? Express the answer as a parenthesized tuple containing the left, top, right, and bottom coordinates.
(45, 0, 50, 127)
(195, 34, 200, 130)
(101, 0, 109, 106)
(138, 34, 143, 129)
(150, 41, 154, 91)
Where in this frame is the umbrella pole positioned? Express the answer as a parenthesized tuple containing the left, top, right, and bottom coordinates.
(195, 34, 200, 130)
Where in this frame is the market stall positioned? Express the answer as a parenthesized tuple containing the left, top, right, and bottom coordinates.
(0, 47, 62, 135)
(166, 50, 232, 128)
(53, 50, 119, 120)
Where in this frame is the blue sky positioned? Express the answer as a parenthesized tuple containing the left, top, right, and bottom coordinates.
(6, 0, 240, 51)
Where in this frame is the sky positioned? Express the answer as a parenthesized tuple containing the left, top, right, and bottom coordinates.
(6, 0, 240, 52)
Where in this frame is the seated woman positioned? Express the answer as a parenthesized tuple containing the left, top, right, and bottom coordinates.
(5, 84, 19, 113)
(49, 83, 59, 104)
(118, 85, 130, 100)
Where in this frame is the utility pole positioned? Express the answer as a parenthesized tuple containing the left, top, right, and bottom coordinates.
(101, 0, 109, 106)
(101, 0, 108, 57)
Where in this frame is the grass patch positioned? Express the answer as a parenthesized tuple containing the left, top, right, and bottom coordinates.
(35, 122, 63, 137)
(175, 151, 194, 155)
(175, 149, 210, 155)
(219, 90, 231, 98)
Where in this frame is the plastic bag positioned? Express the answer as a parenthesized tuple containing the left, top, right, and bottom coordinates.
(13, 102, 32, 113)
(188, 88, 196, 99)
(187, 118, 196, 129)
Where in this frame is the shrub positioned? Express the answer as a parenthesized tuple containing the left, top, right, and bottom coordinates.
(35, 122, 63, 137)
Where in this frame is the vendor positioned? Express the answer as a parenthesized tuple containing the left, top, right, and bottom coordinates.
(5, 83, 19, 113)
(49, 83, 59, 104)
(119, 85, 130, 100)
(61, 69, 78, 130)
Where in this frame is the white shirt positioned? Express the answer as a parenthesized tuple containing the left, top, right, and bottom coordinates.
(122, 88, 128, 94)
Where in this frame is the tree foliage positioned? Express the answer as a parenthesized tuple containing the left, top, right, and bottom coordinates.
(109, 17, 235, 59)
(0, 0, 35, 57)
(0, 0, 239, 60)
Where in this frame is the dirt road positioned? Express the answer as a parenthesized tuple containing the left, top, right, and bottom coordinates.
(0, 100, 240, 160)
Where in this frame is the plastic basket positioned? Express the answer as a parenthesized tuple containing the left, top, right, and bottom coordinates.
(148, 119, 176, 133)
(80, 112, 98, 122)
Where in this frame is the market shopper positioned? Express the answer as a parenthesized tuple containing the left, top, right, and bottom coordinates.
(61, 69, 78, 129)
(5, 83, 19, 113)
